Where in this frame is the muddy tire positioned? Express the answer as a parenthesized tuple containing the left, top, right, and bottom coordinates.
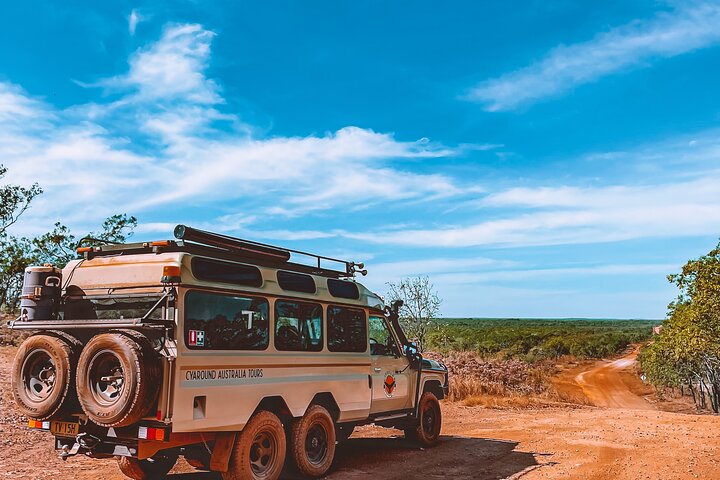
(222, 411, 286, 480)
(11, 333, 80, 420)
(404, 392, 442, 446)
(117, 453, 177, 480)
(77, 331, 161, 427)
(289, 405, 336, 477)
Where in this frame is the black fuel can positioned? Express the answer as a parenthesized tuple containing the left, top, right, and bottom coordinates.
(19, 266, 63, 320)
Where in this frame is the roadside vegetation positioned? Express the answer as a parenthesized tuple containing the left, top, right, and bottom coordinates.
(640, 241, 720, 413)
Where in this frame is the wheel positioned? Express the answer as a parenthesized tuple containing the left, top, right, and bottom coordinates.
(76, 331, 161, 427)
(223, 411, 286, 480)
(289, 405, 336, 478)
(335, 423, 355, 443)
(404, 392, 442, 446)
(11, 334, 79, 420)
(117, 453, 178, 480)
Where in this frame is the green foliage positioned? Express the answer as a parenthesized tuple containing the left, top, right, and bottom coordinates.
(640, 241, 720, 413)
(425, 318, 654, 361)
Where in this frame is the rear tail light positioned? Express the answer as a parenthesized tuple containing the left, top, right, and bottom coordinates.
(28, 420, 50, 429)
(138, 425, 170, 442)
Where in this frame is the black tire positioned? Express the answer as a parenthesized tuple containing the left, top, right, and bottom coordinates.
(289, 405, 336, 478)
(11, 333, 80, 420)
(76, 331, 161, 427)
(223, 411, 286, 480)
(117, 453, 178, 480)
(404, 392, 442, 446)
(335, 423, 355, 443)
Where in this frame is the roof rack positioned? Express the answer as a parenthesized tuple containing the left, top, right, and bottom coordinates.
(75, 225, 367, 279)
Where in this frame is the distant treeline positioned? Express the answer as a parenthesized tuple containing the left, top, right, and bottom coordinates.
(426, 318, 656, 361)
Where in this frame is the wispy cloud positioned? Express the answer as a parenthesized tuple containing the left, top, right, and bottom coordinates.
(128, 9, 142, 36)
(467, 2, 720, 111)
(346, 175, 720, 248)
(0, 23, 462, 235)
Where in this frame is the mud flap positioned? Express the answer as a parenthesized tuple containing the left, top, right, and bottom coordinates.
(210, 431, 237, 472)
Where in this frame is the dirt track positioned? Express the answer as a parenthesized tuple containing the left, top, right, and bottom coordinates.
(573, 348, 654, 410)
(2, 345, 719, 480)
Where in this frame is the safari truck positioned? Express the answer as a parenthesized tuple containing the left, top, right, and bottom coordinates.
(9, 225, 449, 480)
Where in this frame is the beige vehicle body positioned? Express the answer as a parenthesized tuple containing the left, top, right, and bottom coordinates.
(10, 227, 448, 477)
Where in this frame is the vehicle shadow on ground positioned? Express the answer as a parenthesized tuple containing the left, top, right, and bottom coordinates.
(167, 435, 540, 480)
(325, 435, 539, 480)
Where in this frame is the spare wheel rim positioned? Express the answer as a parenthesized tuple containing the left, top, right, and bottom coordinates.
(88, 349, 125, 407)
(22, 348, 57, 403)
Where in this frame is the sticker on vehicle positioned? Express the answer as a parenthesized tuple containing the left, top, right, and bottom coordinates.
(383, 373, 396, 397)
(188, 330, 205, 347)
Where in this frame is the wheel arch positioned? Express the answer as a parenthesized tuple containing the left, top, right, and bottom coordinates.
(421, 378, 445, 400)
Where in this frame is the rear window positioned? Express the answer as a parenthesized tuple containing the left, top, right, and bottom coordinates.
(327, 279, 360, 300)
(191, 258, 263, 288)
(327, 306, 366, 352)
(275, 300, 323, 351)
(184, 290, 269, 350)
(277, 271, 316, 294)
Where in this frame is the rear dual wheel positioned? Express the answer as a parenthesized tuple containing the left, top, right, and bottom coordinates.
(289, 405, 336, 478)
(223, 411, 287, 480)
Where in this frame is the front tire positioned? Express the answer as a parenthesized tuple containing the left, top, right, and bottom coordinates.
(223, 411, 286, 480)
(117, 453, 178, 480)
(404, 392, 442, 446)
(289, 405, 336, 478)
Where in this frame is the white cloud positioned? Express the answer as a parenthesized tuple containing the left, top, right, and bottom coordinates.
(128, 9, 142, 35)
(0, 23, 461, 236)
(104, 23, 221, 104)
(348, 175, 720, 247)
(467, 2, 720, 110)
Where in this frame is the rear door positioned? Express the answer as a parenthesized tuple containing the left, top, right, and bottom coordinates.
(368, 315, 411, 414)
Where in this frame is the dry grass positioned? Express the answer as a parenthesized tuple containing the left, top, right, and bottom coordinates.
(427, 350, 582, 409)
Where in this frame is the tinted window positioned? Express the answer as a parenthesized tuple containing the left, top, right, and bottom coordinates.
(192, 258, 262, 287)
(327, 279, 360, 299)
(184, 291, 269, 350)
(328, 306, 366, 352)
(277, 271, 316, 294)
(275, 301, 322, 351)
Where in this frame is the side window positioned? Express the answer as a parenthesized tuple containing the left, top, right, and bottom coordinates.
(275, 300, 323, 351)
(184, 291, 269, 350)
(369, 315, 398, 356)
(327, 306, 367, 353)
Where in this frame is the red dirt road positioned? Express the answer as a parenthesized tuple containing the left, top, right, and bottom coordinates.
(2, 345, 719, 480)
(574, 348, 654, 410)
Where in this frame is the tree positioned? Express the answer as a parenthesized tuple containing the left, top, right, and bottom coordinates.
(640, 241, 720, 413)
(386, 276, 441, 352)
(0, 165, 42, 236)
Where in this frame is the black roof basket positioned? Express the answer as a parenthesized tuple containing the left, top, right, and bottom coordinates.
(76, 225, 367, 279)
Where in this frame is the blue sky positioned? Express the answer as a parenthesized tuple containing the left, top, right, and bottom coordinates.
(2, 0, 719, 318)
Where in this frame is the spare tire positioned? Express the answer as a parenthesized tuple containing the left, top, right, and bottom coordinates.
(77, 331, 161, 427)
(12, 333, 80, 420)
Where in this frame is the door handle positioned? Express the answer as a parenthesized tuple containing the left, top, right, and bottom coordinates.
(374, 367, 382, 373)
